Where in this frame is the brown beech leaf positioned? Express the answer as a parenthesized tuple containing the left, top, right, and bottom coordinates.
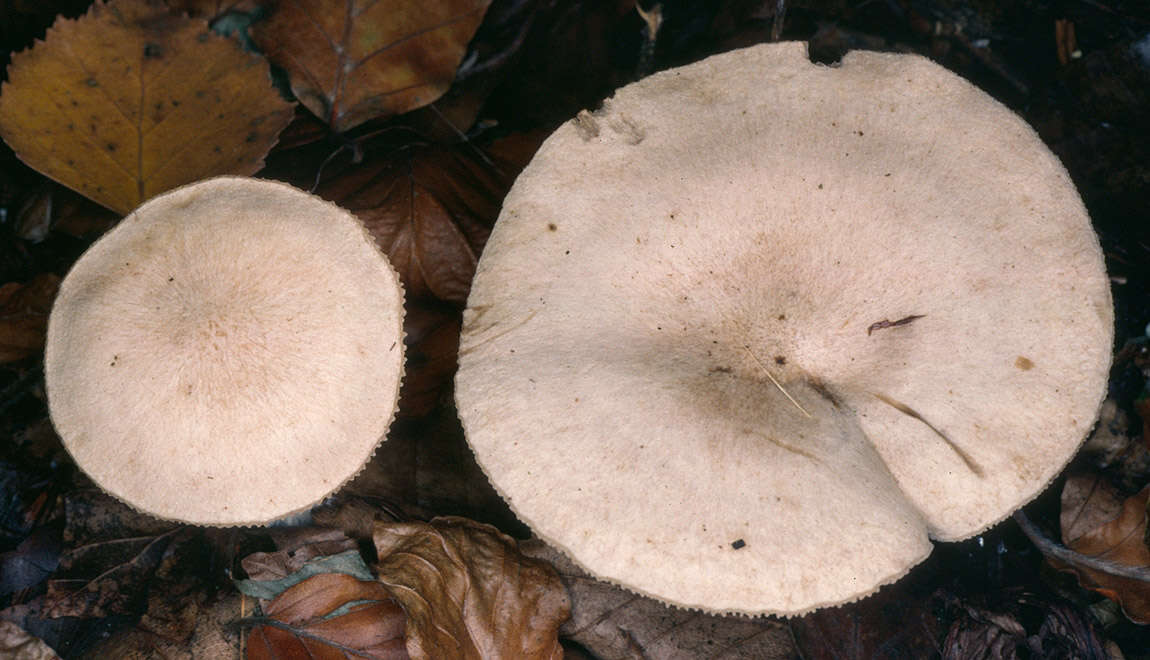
(0, 0, 294, 214)
(0, 273, 59, 363)
(246, 572, 408, 660)
(521, 540, 795, 660)
(398, 301, 461, 417)
(373, 517, 569, 660)
(317, 145, 507, 304)
(1058, 476, 1150, 623)
(251, 0, 492, 132)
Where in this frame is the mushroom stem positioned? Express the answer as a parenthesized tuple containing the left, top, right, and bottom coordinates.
(742, 344, 812, 419)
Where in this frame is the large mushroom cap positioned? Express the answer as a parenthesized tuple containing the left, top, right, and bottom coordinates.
(46, 177, 405, 526)
(455, 42, 1113, 614)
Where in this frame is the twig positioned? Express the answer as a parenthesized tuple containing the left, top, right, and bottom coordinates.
(1013, 509, 1150, 583)
(771, 0, 786, 42)
(741, 345, 812, 418)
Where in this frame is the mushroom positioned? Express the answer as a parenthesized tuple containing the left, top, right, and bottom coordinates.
(455, 42, 1112, 614)
(45, 177, 405, 526)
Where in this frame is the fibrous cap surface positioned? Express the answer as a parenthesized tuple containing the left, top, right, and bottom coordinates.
(455, 42, 1113, 614)
(46, 176, 406, 526)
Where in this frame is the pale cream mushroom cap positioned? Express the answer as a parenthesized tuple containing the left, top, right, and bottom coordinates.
(455, 42, 1113, 614)
(45, 177, 405, 526)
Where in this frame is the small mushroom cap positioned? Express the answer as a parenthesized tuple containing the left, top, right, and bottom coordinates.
(46, 177, 405, 526)
(456, 43, 1112, 614)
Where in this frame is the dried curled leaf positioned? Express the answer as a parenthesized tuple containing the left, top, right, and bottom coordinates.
(0, 0, 293, 214)
(374, 517, 569, 660)
(246, 572, 408, 660)
(1059, 476, 1150, 623)
(251, 0, 492, 132)
(0, 274, 59, 363)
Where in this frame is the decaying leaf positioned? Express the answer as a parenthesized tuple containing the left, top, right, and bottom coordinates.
(237, 540, 375, 603)
(250, 0, 492, 132)
(522, 540, 795, 660)
(374, 517, 569, 660)
(317, 144, 507, 304)
(0, 274, 59, 363)
(399, 302, 462, 417)
(82, 591, 243, 660)
(1058, 476, 1150, 623)
(14, 183, 118, 241)
(165, 0, 258, 19)
(241, 528, 358, 585)
(246, 572, 408, 660)
(941, 589, 1109, 660)
(791, 582, 943, 660)
(0, 0, 294, 214)
(62, 488, 179, 547)
(0, 620, 60, 660)
(44, 530, 179, 619)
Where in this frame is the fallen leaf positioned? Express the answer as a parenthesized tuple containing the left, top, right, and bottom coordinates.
(134, 528, 221, 645)
(14, 182, 119, 241)
(0, 274, 59, 363)
(1058, 476, 1150, 623)
(82, 591, 243, 660)
(374, 517, 569, 660)
(237, 550, 374, 602)
(0, 0, 294, 214)
(522, 540, 795, 660)
(166, 0, 258, 19)
(317, 144, 505, 304)
(941, 589, 1108, 660)
(44, 531, 179, 619)
(792, 582, 943, 660)
(0, 620, 60, 660)
(62, 488, 179, 547)
(241, 528, 358, 583)
(399, 302, 461, 417)
(250, 0, 492, 132)
(0, 525, 62, 596)
(246, 572, 408, 660)
(342, 406, 524, 535)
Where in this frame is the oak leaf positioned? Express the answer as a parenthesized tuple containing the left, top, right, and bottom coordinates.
(0, 274, 59, 363)
(1059, 476, 1150, 623)
(246, 572, 408, 660)
(250, 0, 492, 132)
(0, 0, 294, 214)
(374, 517, 569, 660)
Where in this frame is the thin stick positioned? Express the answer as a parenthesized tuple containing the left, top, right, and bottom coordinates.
(742, 345, 812, 418)
(1013, 509, 1150, 583)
